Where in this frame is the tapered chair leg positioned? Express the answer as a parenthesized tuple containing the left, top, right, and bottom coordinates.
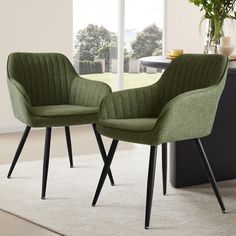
(41, 127, 52, 200)
(65, 126, 73, 168)
(92, 124, 116, 186)
(162, 143, 167, 195)
(145, 145, 158, 229)
(7, 126, 31, 178)
(194, 139, 226, 213)
(92, 139, 119, 206)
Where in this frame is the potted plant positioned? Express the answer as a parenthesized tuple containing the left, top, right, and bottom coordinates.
(189, 0, 236, 53)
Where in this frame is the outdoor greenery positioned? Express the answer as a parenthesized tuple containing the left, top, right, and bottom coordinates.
(189, 0, 236, 44)
(74, 23, 162, 72)
(131, 23, 162, 59)
(74, 24, 117, 61)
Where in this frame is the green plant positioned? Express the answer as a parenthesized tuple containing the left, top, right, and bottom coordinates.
(189, 0, 236, 44)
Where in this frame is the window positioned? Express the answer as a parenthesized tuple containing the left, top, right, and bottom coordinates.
(73, 0, 164, 90)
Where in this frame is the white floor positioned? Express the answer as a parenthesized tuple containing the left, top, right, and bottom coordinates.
(0, 126, 235, 235)
(0, 125, 134, 236)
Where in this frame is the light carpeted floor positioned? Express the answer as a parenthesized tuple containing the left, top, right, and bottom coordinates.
(0, 146, 235, 236)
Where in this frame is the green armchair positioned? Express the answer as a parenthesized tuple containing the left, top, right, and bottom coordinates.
(91, 54, 229, 229)
(7, 52, 114, 199)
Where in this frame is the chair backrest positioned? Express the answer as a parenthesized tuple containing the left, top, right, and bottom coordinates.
(7, 52, 78, 106)
(155, 54, 228, 115)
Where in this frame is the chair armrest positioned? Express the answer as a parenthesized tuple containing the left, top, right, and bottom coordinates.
(7, 78, 32, 124)
(69, 77, 112, 107)
(153, 84, 224, 144)
(99, 84, 159, 120)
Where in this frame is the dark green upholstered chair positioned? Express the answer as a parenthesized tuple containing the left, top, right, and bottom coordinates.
(7, 52, 114, 199)
(91, 54, 229, 229)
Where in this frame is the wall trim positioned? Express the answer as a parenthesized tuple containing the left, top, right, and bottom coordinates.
(0, 125, 26, 134)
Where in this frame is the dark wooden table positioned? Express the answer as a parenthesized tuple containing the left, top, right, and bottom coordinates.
(140, 56, 236, 188)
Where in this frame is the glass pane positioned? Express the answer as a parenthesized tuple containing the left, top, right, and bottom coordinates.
(73, 0, 118, 90)
(124, 0, 163, 89)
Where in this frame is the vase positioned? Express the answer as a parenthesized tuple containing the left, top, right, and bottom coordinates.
(204, 19, 224, 54)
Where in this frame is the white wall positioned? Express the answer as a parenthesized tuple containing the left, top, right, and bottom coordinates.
(166, 0, 236, 53)
(0, 0, 73, 132)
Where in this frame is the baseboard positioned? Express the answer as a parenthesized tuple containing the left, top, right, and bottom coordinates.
(0, 124, 90, 134)
(0, 125, 26, 134)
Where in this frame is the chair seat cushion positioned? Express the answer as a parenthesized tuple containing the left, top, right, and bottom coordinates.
(97, 118, 158, 145)
(31, 105, 98, 117)
(27, 105, 98, 127)
(99, 118, 157, 132)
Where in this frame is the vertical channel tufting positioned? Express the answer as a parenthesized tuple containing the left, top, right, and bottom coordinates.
(119, 93, 124, 119)
(50, 54, 55, 104)
(49, 54, 56, 104)
(97, 86, 103, 106)
(7, 53, 78, 106)
(69, 77, 111, 108)
(110, 96, 116, 119)
(117, 55, 226, 121)
(89, 82, 94, 106)
(45, 54, 53, 104)
(129, 90, 135, 117)
(22, 53, 33, 105)
(55, 54, 62, 104)
(142, 87, 148, 117)
(80, 80, 84, 105)
(52, 54, 58, 104)
(75, 81, 80, 104)
(27, 53, 34, 104)
(60, 54, 67, 104)
(134, 89, 139, 117)
(63, 56, 71, 102)
(121, 91, 128, 118)
(95, 84, 100, 105)
(155, 54, 228, 115)
(18, 55, 27, 95)
(60, 54, 65, 104)
(38, 54, 46, 105)
(127, 91, 131, 118)
(70, 79, 75, 104)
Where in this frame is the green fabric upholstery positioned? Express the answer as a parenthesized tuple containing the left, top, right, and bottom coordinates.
(99, 118, 157, 131)
(31, 105, 98, 117)
(7, 52, 111, 127)
(97, 54, 229, 145)
(70, 77, 112, 107)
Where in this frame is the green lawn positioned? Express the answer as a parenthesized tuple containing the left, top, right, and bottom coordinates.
(82, 72, 162, 90)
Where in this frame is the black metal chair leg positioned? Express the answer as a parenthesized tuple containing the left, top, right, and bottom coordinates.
(7, 126, 31, 178)
(145, 145, 158, 229)
(194, 138, 226, 213)
(92, 139, 118, 206)
(41, 127, 52, 200)
(162, 143, 167, 195)
(65, 126, 73, 168)
(92, 124, 116, 186)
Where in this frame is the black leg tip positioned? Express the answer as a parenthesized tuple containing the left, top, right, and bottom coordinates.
(222, 210, 227, 214)
(91, 203, 96, 207)
(70, 165, 74, 168)
(7, 176, 11, 179)
(111, 183, 115, 186)
(145, 226, 149, 230)
(41, 196, 46, 200)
